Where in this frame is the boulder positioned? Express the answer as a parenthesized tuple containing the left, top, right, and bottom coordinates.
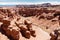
(19, 25, 28, 31)
(24, 31, 31, 39)
(20, 30, 31, 39)
(24, 20, 32, 25)
(50, 32, 57, 40)
(1, 23, 19, 40)
(30, 29, 36, 37)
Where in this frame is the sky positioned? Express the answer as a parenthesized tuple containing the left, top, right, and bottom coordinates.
(0, 0, 60, 5)
(0, 0, 59, 2)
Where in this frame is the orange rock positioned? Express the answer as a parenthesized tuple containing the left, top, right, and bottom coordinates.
(24, 20, 32, 25)
(21, 30, 31, 39)
(27, 24, 32, 31)
(19, 25, 28, 31)
(25, 31, 31, 39)
(1, 23, 19, 40)
(50, 33, 57, 40)
(30, 29, 36, 37)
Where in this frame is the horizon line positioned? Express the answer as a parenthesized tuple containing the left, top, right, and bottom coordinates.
(0, 2, 60, 5)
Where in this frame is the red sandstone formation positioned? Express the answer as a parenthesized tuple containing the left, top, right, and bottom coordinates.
(0, 7, 59, 40)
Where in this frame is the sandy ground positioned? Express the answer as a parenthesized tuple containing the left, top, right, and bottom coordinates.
(26, 16, 59, 33)
(0, 32, 9, 40)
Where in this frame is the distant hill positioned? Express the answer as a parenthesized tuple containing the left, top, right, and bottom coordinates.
(16, 3, 52, 8)
(38, 3, 52, 7)
(0, 3, 60, 8)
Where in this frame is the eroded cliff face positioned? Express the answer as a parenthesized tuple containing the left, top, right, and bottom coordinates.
(0, 8, 37, 40)
(18, 8, 59, 31)
(0, 7, 59, 40)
